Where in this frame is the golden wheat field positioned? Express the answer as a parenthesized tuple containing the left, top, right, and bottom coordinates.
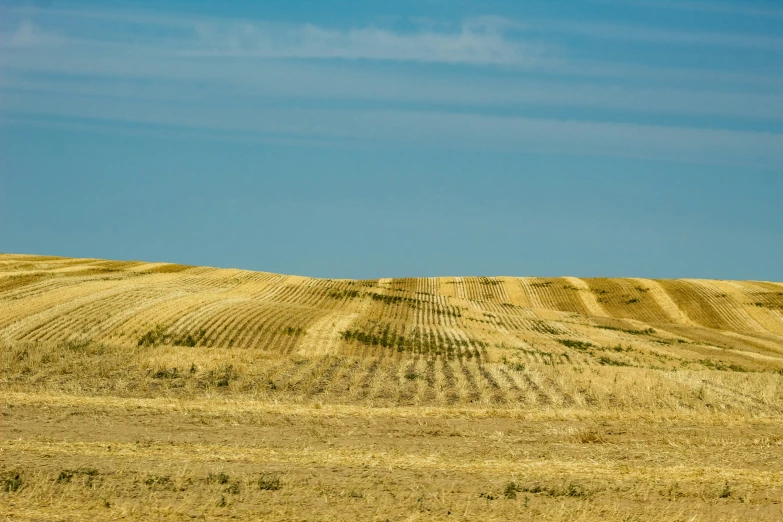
(1, 253, 782, 521)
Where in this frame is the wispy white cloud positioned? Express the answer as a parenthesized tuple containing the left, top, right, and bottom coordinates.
(1, 4, 782, 169)
(188, 20, 536, 65)
(0, 7, 539, 66)
(1, 19, 63, 47)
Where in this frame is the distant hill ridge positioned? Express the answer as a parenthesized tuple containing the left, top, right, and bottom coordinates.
(1, 254, 781, 372)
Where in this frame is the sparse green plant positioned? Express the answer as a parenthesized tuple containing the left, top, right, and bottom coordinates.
(57, 468, 98, 486)
(558, 339, 595, 351)
(598, 356, 632, 367)
(2, 471, 22, 492)
(258, 474, 281, 491)
(207, 472, 230, 485)
(143, 475, 171, 488)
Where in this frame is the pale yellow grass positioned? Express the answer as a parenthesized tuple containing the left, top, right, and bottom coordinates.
(1, 254, 783, 520)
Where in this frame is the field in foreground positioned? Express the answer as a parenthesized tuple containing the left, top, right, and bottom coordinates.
(1, 254, 782, 521)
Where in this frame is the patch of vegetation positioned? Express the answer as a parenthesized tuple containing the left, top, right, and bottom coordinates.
(528, 320, 562, 335)
(207, 472, 230, 485)
(328, 289, 361, 300)
(720, 482, 732, 499)
(60, 339, 92, 352)
(57, 468, 98, 487)
(478, 277, 502, 286)
(143, 475, 171, 488)
(137, 325, 208, 347)
(516, 482, 590, 498)
(503, 359, 526, 372)
(434, 306, 462, 318)
(283, 326, 305, 336)
(2, 471, 22, 492)
(530, 281, 553, 288)
(151, 367, 181, 379)
(752, 302, 783, 310)
(369, 293, 420, 306)
(699, 360, 748, 372)
(204, 364, 236, 387)
(342, 326, 485, 359)
(598, 356, 632, 367)
(625, 298, 640, 304)
(557, 339, 596, 351)
(595, 325, 655, 335)
(258, 474, 282, 491)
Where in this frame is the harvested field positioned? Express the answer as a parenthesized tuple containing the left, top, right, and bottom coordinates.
(1, 254, 782, 521)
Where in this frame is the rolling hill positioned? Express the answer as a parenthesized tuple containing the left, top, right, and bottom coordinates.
(2, 253, 783, 521)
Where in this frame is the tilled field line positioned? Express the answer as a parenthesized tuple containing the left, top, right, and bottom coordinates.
(2, 391, 781, 424)
(3, 438, 782, 487)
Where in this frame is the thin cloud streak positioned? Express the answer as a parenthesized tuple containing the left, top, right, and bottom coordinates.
(1, 4, 782, 169)
(542, 19, 783, 51)
(625, 1, 783, 19)
(0, 10, 540, 66)
(3, 91, 782, 168)
(2, 64, 781, 121)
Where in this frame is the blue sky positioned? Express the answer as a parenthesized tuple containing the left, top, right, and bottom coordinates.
(0, 0, 781, 280)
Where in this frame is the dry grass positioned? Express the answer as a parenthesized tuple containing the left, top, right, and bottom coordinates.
(1, 254, 782, 520)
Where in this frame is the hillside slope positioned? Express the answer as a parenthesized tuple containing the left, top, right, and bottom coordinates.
(1, 254, 782, 373)
(3, 254, 783, 521)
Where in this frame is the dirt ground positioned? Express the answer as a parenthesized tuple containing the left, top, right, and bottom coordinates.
(2, 256, 782, 520)
(2, 390, 783, 521)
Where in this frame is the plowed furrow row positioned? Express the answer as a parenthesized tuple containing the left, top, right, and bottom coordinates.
(656, 280, 736, 331)
(24, 288, 158, 342)
(205, 301, 268, 348)
(421, 357, 437, 404)
(495, 367, 529, 405)
(104, 294, 208, 340)
(582, 278, 671, 324)
(439, 357, 460, 404)
(0, 278, 118, 329)
(1, 283, 136, 341)
(688, 280, 766, 334)
(230, 303, 295, 350)
(476, 364, 506, 405)
(166, 299, 242, 340)
(279, 358, 329, 393)
(355, 357, 383, 401)
(396, 356, 420, 405)
(319, 358, 360, 398)
(521, 277, 589, 314)
(307, 356, 345, 396)
(519, 371, 552, 406)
